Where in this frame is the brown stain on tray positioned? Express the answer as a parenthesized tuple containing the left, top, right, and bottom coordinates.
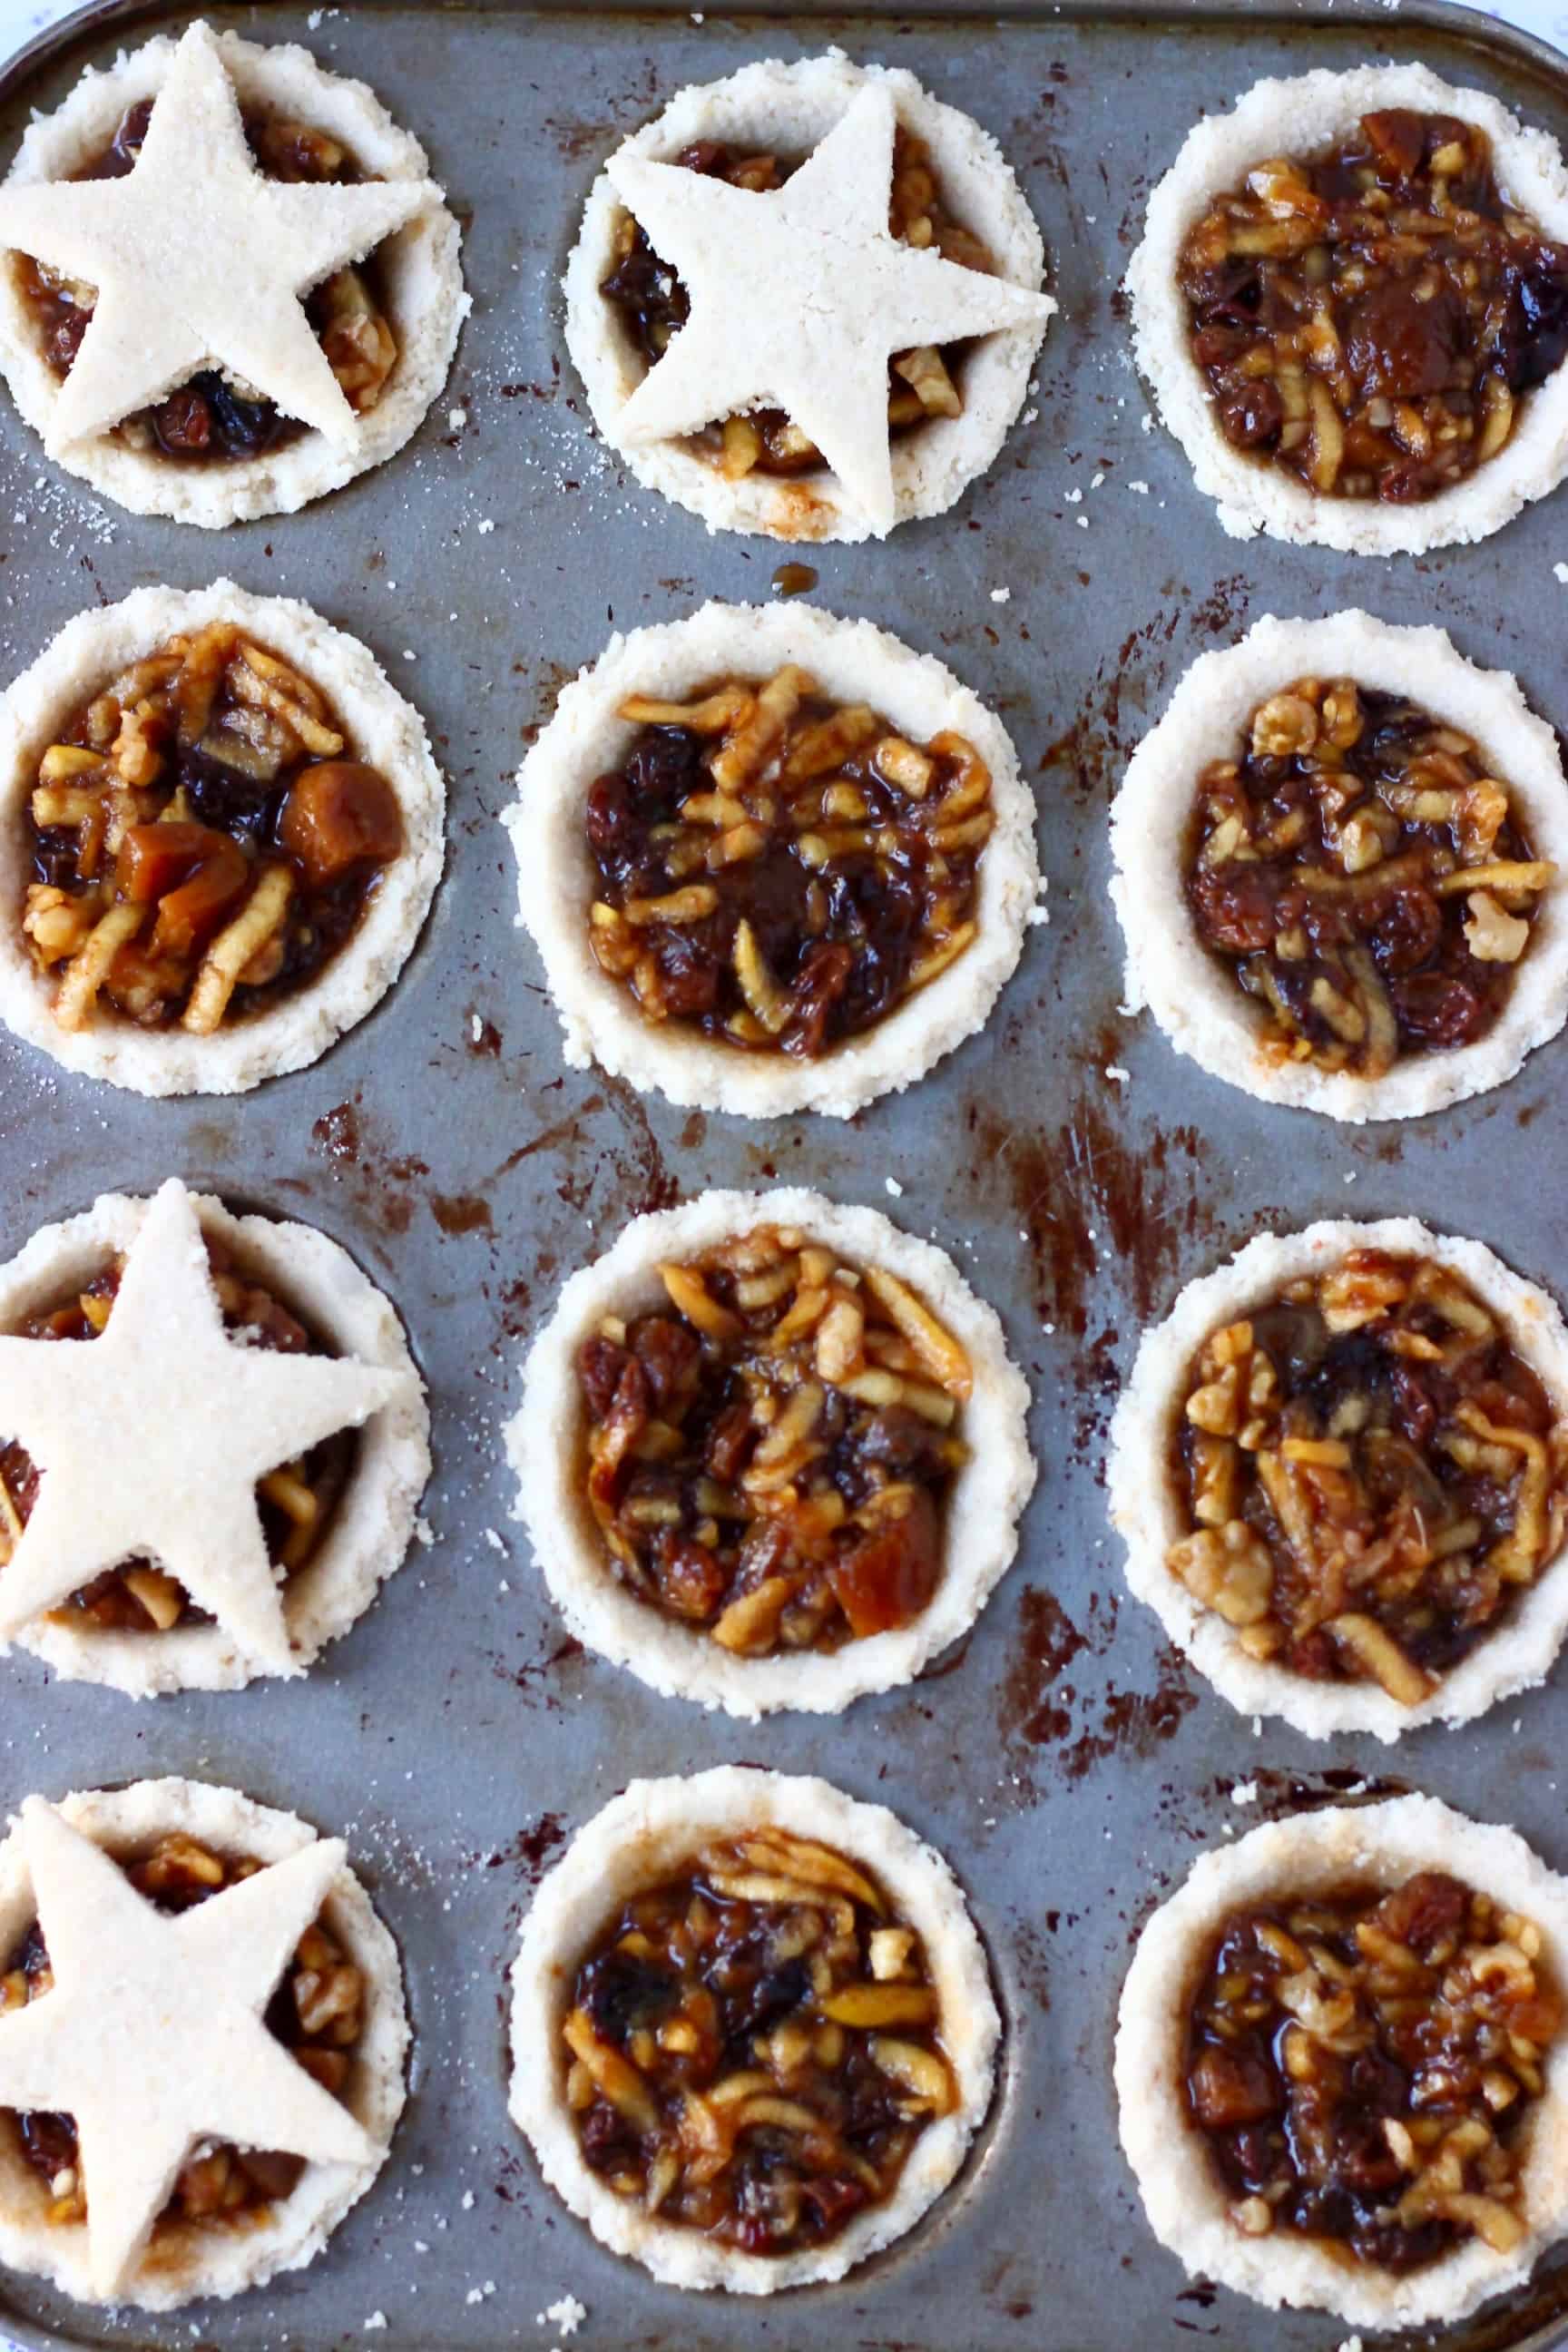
(998, 1584, 1198, 1793)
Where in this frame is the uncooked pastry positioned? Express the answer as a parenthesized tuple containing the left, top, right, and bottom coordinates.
(0, 578, 446, 1095)
(1127, 62, 1568, 554)
(1108, 1213, 1568, 1740)
(507, 1186, 1034, 1716)
(508, 1764, 998, 2290)
(1116, 1793, 1568, 2328)
(565, 53, 1053, 542)
(505, 597, 1039, 1118)
(1109, 610, 1568, 1122)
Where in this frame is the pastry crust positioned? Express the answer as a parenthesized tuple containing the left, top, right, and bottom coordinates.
(0, 1774, 407, 2311)
(0, 1188, 429, 1697)
(508, 1765, 998, 2292)
(0, 579, 445, 1096)
(564, 53, 1050, 543)
(1127, 63, 1568, 555)
(506, 1187, 1034, 1718)
(0, 25, 468, 528)
(1108, 610, 1568, 1122)
(505, 599, 1039, 1118)
(1108, 1215, 1568, 1741)
(1116, 1794, 1568, 2328)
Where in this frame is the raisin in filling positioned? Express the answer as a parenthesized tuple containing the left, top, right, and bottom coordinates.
(586, 669, 993, 1056)
(23, 622, 404, 1036)
(563, 1826, 955, 2253)
(15, 98, 397, 463)
(578, 1222, 970, 1656)
(0, 1235, 355, 1635)
(1168, 1250, 1568, 1703)
(1179, 108, 1568, 504)
(1184, 677, 1554, 1073)
(1187, 1872, 1560, 2271)
(1, 1830, 363, 2230)
(600, 131, 992, 481)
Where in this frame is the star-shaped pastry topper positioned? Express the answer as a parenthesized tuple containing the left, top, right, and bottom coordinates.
(0, 20, 435, 451)
(0, 1798, 374, 2298)
(606, 83, 1054, 534)
(0, 1178, 410, 1673)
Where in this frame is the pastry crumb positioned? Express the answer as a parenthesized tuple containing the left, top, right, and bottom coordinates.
(989, 586, 1011, 603)
(538, 2298, 588, 2337)
(1230, 1779, 1258, 1807)
(885, 1176, 904, 1197)
(1104, 1063, 1131, 1085)
(363, 2318, 387, 2335)
(448, 405, 467, 429)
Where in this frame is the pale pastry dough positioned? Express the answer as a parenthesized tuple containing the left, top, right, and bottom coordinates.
(507, 1187, 1034, 1717)
(508, 1767, 998, 2291)
(505, 598, 1039, 1118)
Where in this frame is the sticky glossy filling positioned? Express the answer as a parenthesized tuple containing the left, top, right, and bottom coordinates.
(23, 622, 404, 1037)
(1187, 1871, 1560, 2270)
(577, 1221, 970, 1656)
(1184, 677, 1553, 1074)
(601, 130, 992, 479)
(1, 1831, 362, 2230)
(1168, 1249, 1568, 1702)
(585, 668, 993, 1056)
(562, 1825, 956, 2253)
(16, 98, 397, 463)
(0, 1235, 354, 1635)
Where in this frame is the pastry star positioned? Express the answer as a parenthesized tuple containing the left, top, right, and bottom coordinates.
(0, 20, 433, 451)
(0, 1178, 408, 1673)
(607, 83, 1054, 534)
(0, 1799, 373, 2298)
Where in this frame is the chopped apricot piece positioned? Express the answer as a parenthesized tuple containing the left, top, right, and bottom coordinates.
(826, 1487, 940, 1638)
(114, 824, 250, 960)
(279, 761, 402, 887)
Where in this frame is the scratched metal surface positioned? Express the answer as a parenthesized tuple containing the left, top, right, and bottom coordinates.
(0, 2, 1567, 2348)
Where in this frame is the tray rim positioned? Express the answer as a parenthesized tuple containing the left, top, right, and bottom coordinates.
(0, 1, 1567, 2350)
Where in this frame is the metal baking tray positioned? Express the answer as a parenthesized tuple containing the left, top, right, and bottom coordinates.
(3, 0, 1568, 2345)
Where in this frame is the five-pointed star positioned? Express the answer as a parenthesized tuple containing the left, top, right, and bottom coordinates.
(607, 83, 1054, 534)
(0, 1799, 373, 2298)
(0, 19, 434, 451)
(0, 1177, 409, 1673)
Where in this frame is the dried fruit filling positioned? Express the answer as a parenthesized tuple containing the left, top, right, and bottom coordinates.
(23, 622, 404, 1036)
(1185, 677, 1553, 1074)
(586, 669, 994, 1054)
(1168, 1250, 1568, 1705)
(601, 131, 994, 480)
(0, 1237, 354, 1634)
(563, 1827, 956, 2253)
(1187, 1872, 1562, 2270)
(2, 1831, 363, 2230)
(578, 1224, 971, 1656)
(16, 98, 397, 462)
(1179, 108, 1568, 502)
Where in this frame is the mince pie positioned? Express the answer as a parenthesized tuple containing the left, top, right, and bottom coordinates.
(0, 1777, 406, 2310)
(510, 1188, 1032, 1718)
(1117, 1796, 1568, 2328)
(565, 54, 1053, 541)
(509, 600, 1038, 1118)
(1129, 63, 1568, 554)
(1110, 1215, 1568, 1740)
(0, 1179, 428, 1698)
(0, 581, 445, 1096)
(509, 1767, 997, 2291)
(1110, 612, 1568, 1121)
(0, 22, 467, 527)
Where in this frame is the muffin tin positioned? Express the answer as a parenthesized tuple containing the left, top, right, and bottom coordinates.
(4, 0, 1568, 2346)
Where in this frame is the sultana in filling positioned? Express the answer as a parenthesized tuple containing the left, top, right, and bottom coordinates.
(1185, 676, 1554, 1074)
(0, 1235, 355, 1635)
(23, 622, 404, 1037)
(1187, 1871, 1562, 2270)
(601, 131, 993, 481)
(1168, 1250, 1568, 1704)
(563, 1825, 956, 2254)
(577, 1222, 970, 1657)
(2, 1829, 364, 2231)
(586, 669, 994, 1055)
(16, 98, 398, 463)
(1178, 108, 1568, 504)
